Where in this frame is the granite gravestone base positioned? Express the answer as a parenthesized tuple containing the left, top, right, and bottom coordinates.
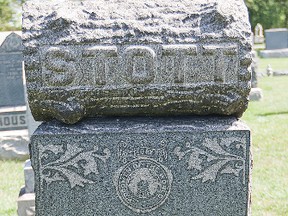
(17, 159, 35, 216)
(30, 117, 251, 216)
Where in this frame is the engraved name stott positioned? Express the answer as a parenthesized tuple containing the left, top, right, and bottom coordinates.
(23, 0, 253, 124)
(30, 117, 251, 216)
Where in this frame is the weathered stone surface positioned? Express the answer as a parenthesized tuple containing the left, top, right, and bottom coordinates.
(251, 51, 258, 88)
(17, 193, 35, 216)
(30, 117, 251, 215)
(265, 28, 288, 50)
(0, 130, 29, 160)
(24, 159, 35, 194)
(0, 109, 27, 132)
(273, 70, 288, 76)
(254, 23, 264, 44)
(259, 48, 288, 58)
(0, 32, 25, 108)
(249, 88, 263, 101)
(23, 0, 252, 124)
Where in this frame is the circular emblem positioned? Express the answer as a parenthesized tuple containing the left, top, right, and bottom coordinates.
(113, 157, 173, 213)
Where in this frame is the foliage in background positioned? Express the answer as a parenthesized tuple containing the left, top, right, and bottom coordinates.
(1, 0, 288, 32)
(246, 0, 288, 30)
(0, 0, 24, 31)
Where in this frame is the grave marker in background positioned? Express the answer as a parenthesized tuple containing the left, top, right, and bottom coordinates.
(260, 28, 288, 58)
(0, 32, 40, 160)
(254, 23, 264, 44)
(0, 32, 25, 107)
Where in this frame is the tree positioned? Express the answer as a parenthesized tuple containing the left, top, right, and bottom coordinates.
(246, 0, 288, 31)
(0, 0, 24, 31)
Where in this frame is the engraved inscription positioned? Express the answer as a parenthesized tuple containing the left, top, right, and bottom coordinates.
(113, 157, 173, 213)
(203, 44, 238, 83)
(118, 141, 168, 164)
(174, 136, 246, 184)
(125, 46, 156, 84)
(43, 47, 77, 86)
(39, 143, 111, 188)
(162, 45, 197, 84)
(40, 43, 239, 87)
(161, 44, 238, 84)
(82, 46, 117, 86)
(0, 54, 22, 80)
(0, 111, 27, 131)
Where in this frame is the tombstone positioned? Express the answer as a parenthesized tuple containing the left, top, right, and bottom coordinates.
(265, 28, 288, 50)
(249, 51, 263, 101)
(0, 32, 41, 160)
(17, 159, 36, 216)
(254, 23, 264, 44)
(0, 32, 25, 107)
(23, 1, 253, 215)
(259, 28, 288, 58)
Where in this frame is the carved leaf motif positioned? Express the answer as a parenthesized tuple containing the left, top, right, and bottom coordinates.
(56, 167, 94, 188)
(187, 148, 217, 171)
(174, 137, 245, 183)
(202, 138, 231, 156)
(191, 160, 229, 183)
(220, 165, 242, 177)
(41, 144, 110, 188)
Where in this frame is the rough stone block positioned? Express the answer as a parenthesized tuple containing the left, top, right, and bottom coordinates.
(259, 48, 288, 58)
(249, 88, 263, 101)
(17, 193, 35, 216)
(23, 0, 253, 124)
(24, 159, 35, 193)
(30, 117, 251, 216)
(265, 28, 288, 50)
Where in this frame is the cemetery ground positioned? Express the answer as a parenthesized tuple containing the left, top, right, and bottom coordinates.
(0, 64, 287, 216)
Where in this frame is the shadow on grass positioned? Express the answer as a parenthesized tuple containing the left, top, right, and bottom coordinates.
(258, 111, 288, 116)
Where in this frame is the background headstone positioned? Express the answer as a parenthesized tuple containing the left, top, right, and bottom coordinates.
(0, 32, 41, 160)
(249, 51, 263, 101)
(18, 159, 35, 216)
(0, 32, 25, 107)
(254, 23, 265, 44)
(259, 28, 288, 57)
(265, 28, 288, 50)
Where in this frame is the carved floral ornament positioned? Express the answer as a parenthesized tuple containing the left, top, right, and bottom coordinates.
(174, 136, 246, 184)
(38, 135, 246, 213)
(40, 143, 111, 188)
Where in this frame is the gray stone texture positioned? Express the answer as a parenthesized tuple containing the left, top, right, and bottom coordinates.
(249, 88, 263, 101)
(0, 130, 29, 160)
(0, 32, 25, 107)
(254, 23, 264, 44)
(251, 51, 258, 88)
(265, 28, 288, 50)
(24, 159, 35, 193)
(23, 0, 253, 124)
(17, 193, 35, 216)
(17, 159, 36, 216)
(273, 71, 288, 76)
(30, 117, 251, 216)
(259, 48, 288, 58)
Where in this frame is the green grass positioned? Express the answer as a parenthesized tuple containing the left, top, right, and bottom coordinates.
(0, 160, 24, 216)
(257, 57, 288, 72)
(243, 76, 288, 216)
